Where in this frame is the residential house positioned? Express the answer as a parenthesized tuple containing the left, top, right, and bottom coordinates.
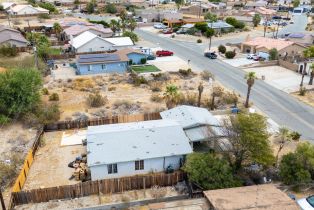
(163, 18, 204, 28)
(0, 25, 28, 47)
(243, 0, 268, 9)
(86, 119, 192, 180)
(8, 4, 49, 15)
(286, 33, 314, 47)
(76, 52, 129, 75)
(70, 31, 133, 53)
(1, 2, 16, 11)
(180, 3, 218, 16)
(160, 106, 224, 149)
(204, 184, 299, 210)
(207, 21, 234, 33)
(136, 9, 182, 22)
(63, 24, 113, 40)
(118, 48, 146, 65)
(241, 37, 306, 59)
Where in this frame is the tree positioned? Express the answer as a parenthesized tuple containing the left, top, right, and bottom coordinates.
(0, 68, 42, 122)
(221, 113, 275, 171)
(225, 51, 236, 59)
(218, 45, 226, 54)
(123, 31, 138, 43)
(105, 3, 117, 14)
(309, 64, 314, 85)
(174, 0, 184, 9)
(269, 48, 278, 60)
(86, 1, 95, 14)
(194, 22, 208, 33)
(204, 12, 217, 22)
(110, 19, 120, 36)
(225, 17, 238, 27)
(304, 46, 314, 85)
(211, 86, 223, 110)
(205, 28, 215, 51)
(53, 22, 62, 40)
(252, 14, 261, 27)
(183, 153, 242, 190)
(293, 0, 300, 7)
(38, 2, 57, 13)
(128, 18, 137, 32)
(197, 82, 204, 107)
(244, 72, 256, 108)
(275, 127, 292, 166)
(164, 84, 179, 109)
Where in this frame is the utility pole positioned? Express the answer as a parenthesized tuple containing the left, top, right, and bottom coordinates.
(7, 14, 11, 27)
(0, 189, 6, 210)
(34, 46, 39, 70)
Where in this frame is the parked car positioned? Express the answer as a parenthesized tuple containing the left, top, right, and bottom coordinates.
(146, 54, 156, 60)
(204, 52, 217, 59)
(247, 54, 256, 59)
(280, 22, 288, 26)
(176, 29, 187, 34)
(297, 195, 314, 210)
(252, 55, 260, 61)
(154, 23, 167, 29)
(162, 28, 173, 34)
(156, 50, 174, 57)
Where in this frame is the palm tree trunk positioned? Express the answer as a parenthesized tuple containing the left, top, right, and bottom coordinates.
(275, 145, 284, 167)
(300, 62, 307, 87)
(309, 71, 314, 85)
(211, 95, 215, 110)
(245, 85, 251, 108)
(209, 37, 212, 51)
(198, 92, 201, 107)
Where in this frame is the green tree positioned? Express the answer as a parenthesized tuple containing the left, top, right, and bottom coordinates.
(183, 153, 242, 190)
(252, 14, 261, 27)
(222, 113, 274, 171)
(0, 68, 42, 121)
(105, 3, 117, 14)
(175, 0, 184, 9)
(38, 2, 57, 13)
(225, 17, 238, 27)
(86, 1, 95, 14)
(244, 72, 256, 108)
(279, 150, 312, 185)
(269, 48, 278, 60)
(164, 84, 179, 109)
(204, 12, 217, 22)
(53, 22, 62, 40)
(293, 0, 300, 7)
(194, 22, 208, 33)
(205, 28, 215, 51)
(218, 45, 226, 54)
(304, 46, 314, 85)
(110, 19, 120, 36)
(122, 31, 138, 43)
(128, 18, 137, 32)
(275, 127, 293, 166)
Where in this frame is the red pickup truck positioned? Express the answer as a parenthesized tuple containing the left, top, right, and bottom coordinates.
(156, 50, 174, 57)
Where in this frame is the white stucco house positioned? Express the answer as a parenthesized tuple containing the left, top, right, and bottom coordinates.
(86, 119, 192, 180)
(70, 31, 134, 53)
(8, 4, 49, 15)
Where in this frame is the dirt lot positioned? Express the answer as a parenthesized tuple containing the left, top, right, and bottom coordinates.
(44, 71, 236, 121)
(23, 130, 86, 190)
(292, 89, 314, 108)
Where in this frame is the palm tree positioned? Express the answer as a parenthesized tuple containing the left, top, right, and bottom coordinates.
(275, 127, 291, 166)
(244, 72, 257, 108)
(309, 64, 314, 85)
(205, 28, 215, 51)
(164, 84, 179, 109)
(128, 18, 137, 32)
(53, 22, 62, 40)
(211, 86, 223, 110)
(110, 20, 120, 36)
(197, 82, 204, 107)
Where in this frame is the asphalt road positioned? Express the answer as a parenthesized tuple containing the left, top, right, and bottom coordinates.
(136, 29, 314, 141)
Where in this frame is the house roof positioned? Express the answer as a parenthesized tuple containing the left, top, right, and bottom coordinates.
(242, 37, 295, 51)
(86, 119, 192, 166)
(0, 26, 28, 44)
(183, 18, 204, 23)
(207, 21, 234, 29)
(10, 4, 49, 13)
(104, 37, 134, 46)
(64, 24, 112, 37)
(1, 2, 15, 10)
(204, 184, 299, 210)
(77, 52, 129, 64)
(71, 31, 99, 49)
(160, 105, 221, 129)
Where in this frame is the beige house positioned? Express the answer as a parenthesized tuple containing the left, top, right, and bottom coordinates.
(241, 36, 306, 58)
(180, 3, 218, 16)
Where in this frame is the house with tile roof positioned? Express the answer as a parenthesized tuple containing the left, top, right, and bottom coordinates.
(8, 4, 49, 15)
(241, 36, 306, 58)
(0, 25, 28, 47)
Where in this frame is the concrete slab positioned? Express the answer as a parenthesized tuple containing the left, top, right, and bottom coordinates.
(222, 58, 258, 67)
(61, 130, 86, 146)
(148, 55, 192, 72)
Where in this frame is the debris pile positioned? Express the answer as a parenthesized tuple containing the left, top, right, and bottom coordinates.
(68, 153, 91, 181)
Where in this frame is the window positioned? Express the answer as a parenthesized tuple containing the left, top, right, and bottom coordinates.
(101, 64, 106, 70)
(135, 160, 144, 170)
(88, 65, 92, 71)
(107, 164, 118, 174)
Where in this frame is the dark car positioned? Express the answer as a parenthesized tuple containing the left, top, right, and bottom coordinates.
(204, 52, 217, 59)
(146, 54, 156, 60)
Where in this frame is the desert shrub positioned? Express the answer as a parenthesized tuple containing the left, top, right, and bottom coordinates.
(105, 3, 117, 14)
(179, 68, 192, 77)
(218, 45, 226, 54)
(290, 131, 301, 141)
(179, 92, 197, 106)
(140, 58, 147, 64)
(150, 186, 167, 199)
(49, 93, 59, 101)
(0, 45, 18, 57)
(38, 13, 51, 19)
(108, 86, 116, 91)
(0, 153, 23, 188)
(150, 81, 162, 92)
(42, 88, 49, 95)
(186, 28, 197, 35)
(197, 39, 202, 43)
(150, 93, 163, 102)
(0, 56, 46, 73)
(0, 115, 10, 125)
(37, 103, 61, 124)
(113, 99, 133, 109)
(86, 92, 107, 108)
(132, 74, 148, 86)
(222, 91, 239, 106)
(299, 87, 306, 96)
(151, 72, 170, 81)
(72, 78, 95, 91)
(225, 51, 236, 59)
(269, 48, 278, 60)
(201, 70, 213, 80)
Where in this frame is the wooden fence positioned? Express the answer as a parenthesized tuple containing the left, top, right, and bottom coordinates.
(11, 171, 186, 206)
(44, 112, 161, 131)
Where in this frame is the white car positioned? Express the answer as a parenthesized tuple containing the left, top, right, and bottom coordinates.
(153, 23, 167, 29)
(297, 195, 314, 210)
(247, 54, 256, 59)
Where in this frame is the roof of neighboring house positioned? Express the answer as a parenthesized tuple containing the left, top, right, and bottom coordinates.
(77, 52, 129, 64)
(9, 4, 49, 13)
(117, 48, 145, 56)
(242, 37, 296, 51)
(208, 21, 234, 29)
(245, 0, 267, 7)
(71, 31, 99, 49)
(204, 184, 299, 210)
(287, 33, 306, 38)
(181, 23, 194, 28)
(104, 37, 134, 46)
(255, 6, 277, 15)
(160, 105, 221, 129)
(1, 2, 16, 10)
(64, 24, 112, 37)
(183, 18, 204, 23)
(0, 26, 28, 44)
(86, 119, 192, 166)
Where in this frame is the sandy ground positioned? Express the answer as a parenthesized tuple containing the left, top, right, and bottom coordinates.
(23, 130, 86, 190)
(292, 89, 314, 107)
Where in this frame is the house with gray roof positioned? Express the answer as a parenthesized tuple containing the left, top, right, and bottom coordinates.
(0, 25, 28, 47)
(86, 119, 192, 180)
(207, 21, 234, 33)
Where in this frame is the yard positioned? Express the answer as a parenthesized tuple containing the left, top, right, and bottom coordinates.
(132, 65, 161, 73)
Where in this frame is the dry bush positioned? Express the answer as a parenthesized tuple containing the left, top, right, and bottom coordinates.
(201, 70, 214, 80)
(86, 92, 108, 108)
(42, 88, 49, 95)
(108, 86, 116, 91)
(149, 81, 162, 92)
(0, 55, 46, 73)
(150, 93, 163, 102)
(0, 153, 24, 188)
(178, 92, 198, 106)
(151, 72, 170, 81)
(113, 100, 141, 114)
(178, 68, 192, 77)
(49, 93, 59, 101)
(221, 91, 239, 106)
(113, 99, 133, 109)
(72, 78, 95, 91)
(150, 186, 167, 199)
(37, 103, 61, 124)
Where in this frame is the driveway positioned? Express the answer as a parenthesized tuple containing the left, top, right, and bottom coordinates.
(222, 58, 258, 67)
(148, 55, 191, 72)
(245, 66, 310, 93)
